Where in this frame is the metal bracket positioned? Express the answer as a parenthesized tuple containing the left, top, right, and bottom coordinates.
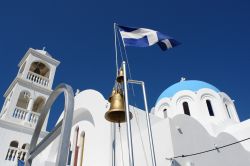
(25, 84, 74, 166)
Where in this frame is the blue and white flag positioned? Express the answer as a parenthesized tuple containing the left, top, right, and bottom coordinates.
(117, 25, 180, 51)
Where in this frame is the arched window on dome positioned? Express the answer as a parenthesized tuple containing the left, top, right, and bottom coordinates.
(163, 109, 168, 118)
(225, 104, 231, 119)
(183, 102, 190, 116)
(206, 100, 214, 116)
(5, 141, 19, 161)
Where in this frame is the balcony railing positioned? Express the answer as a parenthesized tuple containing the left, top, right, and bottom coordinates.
(5, 147, 18, 161)
(17, 149, 28, 161)
(13, 107, 28, 120)
(26, 71, 49, 87)
(5, 147, 28, 162)
(12, 107, 40, 125)
(29, 111, 40, 124)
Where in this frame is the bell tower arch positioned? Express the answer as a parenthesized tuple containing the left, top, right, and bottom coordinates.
(0, 48, 60, 131)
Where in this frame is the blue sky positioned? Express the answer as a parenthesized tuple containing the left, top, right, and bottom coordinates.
(0, 0, 250, 131)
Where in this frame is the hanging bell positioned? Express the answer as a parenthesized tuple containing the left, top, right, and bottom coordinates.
(116, 68, 124, 83)
(105, 90, 133, 123)
(108, 89, 116, 102)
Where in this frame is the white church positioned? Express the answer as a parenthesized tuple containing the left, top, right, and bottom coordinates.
(0, 48, 250, 166)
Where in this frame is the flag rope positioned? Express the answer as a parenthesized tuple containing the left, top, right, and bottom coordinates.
(116, 24, 150, 166)
(117, 27, 136, 96)
(114, 23, 119, 77)
(115, 27, 124, 62)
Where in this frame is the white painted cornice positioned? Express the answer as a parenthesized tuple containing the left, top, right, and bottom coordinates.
(0, 119, 48, 138)
(18, 48, 60, 67)
(4, 76, 53, 97)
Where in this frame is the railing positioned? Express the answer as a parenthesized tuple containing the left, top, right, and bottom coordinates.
(18, 149, 28, 161)
(29, 112, 40, 125)
(26, 71, 49, 87)
(13, 107, 28, 120)
(5, 147, 28, 162)
(5, 147, 19, 161)
(12, 107, 40, 125)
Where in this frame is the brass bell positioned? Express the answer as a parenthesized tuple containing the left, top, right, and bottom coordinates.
(105, 90, 133, 123)
(116, 68, 124, 83)
(108, 89, 116, 102)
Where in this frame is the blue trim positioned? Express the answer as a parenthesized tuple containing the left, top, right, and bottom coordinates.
(156, 80, 220, 103)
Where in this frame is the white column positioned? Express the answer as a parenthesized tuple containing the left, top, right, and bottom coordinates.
(71, 128, 78, 166)
(77, 135, 84, 166)
(25, 97, 34, 122)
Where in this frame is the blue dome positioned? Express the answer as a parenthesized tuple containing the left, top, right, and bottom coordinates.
(157, 80, 220, 102)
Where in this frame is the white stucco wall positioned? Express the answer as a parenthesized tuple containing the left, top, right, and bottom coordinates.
(29, 87, 250, 166)
(0, 120, 46, 166)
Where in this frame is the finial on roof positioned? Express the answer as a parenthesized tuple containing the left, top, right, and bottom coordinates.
(180, 77, 186, 82)
(75, 89, 80, 96)
(42, 47, 46, 51)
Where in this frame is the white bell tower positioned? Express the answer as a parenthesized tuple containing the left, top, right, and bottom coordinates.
(0, 48, 60, 131)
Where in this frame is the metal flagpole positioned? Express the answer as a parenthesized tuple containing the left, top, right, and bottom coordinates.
(112, 123, 116, 166)
(122, 61, 135, 166)
(128, 80, 157, 166)
(114, 23, 119, 76)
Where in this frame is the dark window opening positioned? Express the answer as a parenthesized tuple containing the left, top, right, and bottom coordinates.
(206, 100, 214, 116)
(163, 108, 167, 118)
(225, 104, 231, 118)
(183, 102, 190, 116)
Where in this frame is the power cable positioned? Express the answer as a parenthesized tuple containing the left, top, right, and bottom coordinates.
(165, 137, 250, 160)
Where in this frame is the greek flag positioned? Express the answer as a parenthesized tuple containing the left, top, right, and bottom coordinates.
(118, 25, 180, 51)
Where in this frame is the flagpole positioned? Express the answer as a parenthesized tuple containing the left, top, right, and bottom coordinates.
(112, 123, 116, 166)
(114, 23, 118, 76)
(122, 61, 135, 166)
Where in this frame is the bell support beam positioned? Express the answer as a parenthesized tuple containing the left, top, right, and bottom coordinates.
(128, 79, 157, 166)
(122, 61, 135, 166)
(25, 84, 74, 166)
(28, 120, 63, 160)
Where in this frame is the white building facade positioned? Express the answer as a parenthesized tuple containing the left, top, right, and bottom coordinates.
(38, 79, 250, 166)
(0, 49, 250, 166)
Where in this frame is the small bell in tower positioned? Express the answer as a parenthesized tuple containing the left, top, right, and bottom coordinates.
(105, 89, 133, 123)
(116, 68, 124, 83)
(34, 63, 41, 75)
